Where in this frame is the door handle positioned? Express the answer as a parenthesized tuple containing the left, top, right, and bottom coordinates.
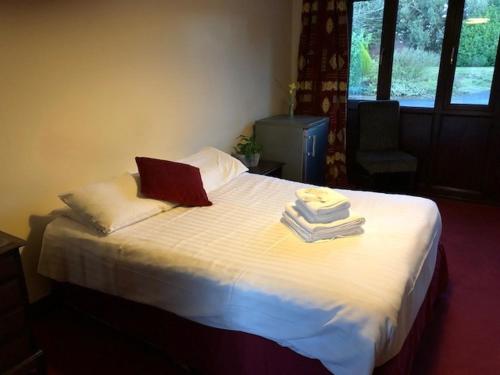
(312, 135, 316, 157)
(306, 135, 312, 157)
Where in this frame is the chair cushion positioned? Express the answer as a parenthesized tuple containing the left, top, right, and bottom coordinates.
(356, 150, 418, 174)
(358, 101, 400, 151)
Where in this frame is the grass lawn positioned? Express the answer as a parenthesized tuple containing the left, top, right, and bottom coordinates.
(419, 66, 494, 95)
(451, 67, 494, 94)
(350, 66, 494, 99)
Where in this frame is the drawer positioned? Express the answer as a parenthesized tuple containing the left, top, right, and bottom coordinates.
(0, 279, 25, 314)
(0, 308, 27, 344)
(0, 251, 21, 283)
(0, 333, 33, 372)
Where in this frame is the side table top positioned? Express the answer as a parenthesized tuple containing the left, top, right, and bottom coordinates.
(0, 231, 26, 255)
(248, 160, 285, 175)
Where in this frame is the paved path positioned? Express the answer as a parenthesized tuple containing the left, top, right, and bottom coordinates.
(353, 91, 491, 107)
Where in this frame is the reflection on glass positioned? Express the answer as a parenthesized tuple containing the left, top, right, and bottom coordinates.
(348, 0, 384, 100)
(451, 0, 499, 105)
(391, 0, 448, 107)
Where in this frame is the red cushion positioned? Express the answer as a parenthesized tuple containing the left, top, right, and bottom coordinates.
(135, 157, 212, 207)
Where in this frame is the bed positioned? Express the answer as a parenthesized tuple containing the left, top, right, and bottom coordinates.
(38, 172, 445, 375)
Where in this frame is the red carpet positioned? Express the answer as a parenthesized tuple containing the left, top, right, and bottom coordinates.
(31, 198, 500, 374)
(412, 198, 500, 374)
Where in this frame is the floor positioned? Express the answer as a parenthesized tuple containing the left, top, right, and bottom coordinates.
(31, 198, 500, 375)
(412, 198, 500, 374)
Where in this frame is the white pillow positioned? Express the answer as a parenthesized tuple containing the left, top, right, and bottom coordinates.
(50, 208, 99, 231)
(178, 147, 248, 193)
(59, 173, 174, 234)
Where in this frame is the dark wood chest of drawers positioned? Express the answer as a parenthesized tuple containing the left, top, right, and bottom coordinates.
(0, 231, 44, 375)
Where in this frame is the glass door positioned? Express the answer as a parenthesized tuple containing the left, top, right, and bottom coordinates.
(450, 0, 499, 106)
(390, 0, 449, 108)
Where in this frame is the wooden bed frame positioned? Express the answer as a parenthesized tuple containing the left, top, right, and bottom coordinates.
(57, 245, 448, 375)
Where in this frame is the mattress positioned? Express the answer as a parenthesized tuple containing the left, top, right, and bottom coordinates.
(38, 173, 441, 375)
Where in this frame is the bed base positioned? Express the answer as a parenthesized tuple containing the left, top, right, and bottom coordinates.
(58, 245, 448, 375)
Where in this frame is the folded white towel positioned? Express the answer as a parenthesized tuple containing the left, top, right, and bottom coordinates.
(281, 213, 364, 243)
(284, 203, 365, 234)
(295, 187, 350, 216)
(294, 200, 350, 223)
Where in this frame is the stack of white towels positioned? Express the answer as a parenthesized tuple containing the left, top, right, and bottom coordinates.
(281, 187, 366, 242)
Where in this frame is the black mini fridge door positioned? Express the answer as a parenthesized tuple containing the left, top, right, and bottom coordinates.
(303, 121, 329, 186)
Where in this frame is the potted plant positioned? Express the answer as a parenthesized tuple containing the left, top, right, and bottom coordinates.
(233, 134, 262, 167)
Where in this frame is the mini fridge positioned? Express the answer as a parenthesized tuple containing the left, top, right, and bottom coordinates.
(254, 115, 329, 185)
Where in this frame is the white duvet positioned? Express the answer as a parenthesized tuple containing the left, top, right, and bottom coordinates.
(38, 173, 441, 375)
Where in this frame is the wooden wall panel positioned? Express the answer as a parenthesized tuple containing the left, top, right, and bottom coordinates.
(347, 104, 499, 202)
(484, 123, 500, 199)
(432, 116, 492, 193)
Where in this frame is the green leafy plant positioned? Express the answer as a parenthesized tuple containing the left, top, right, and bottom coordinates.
(349, 30, 378, 96)
(233, 134, 262, 157)
(456, 4, 499, 67)
(391, 47, 440, 97)
(360, 36, 373, 76)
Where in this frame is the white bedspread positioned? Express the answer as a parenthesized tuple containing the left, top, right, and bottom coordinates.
(38, 173, 441, 375)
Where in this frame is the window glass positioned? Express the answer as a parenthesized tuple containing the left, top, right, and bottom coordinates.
(451, 0, 499, 105)
(390, 0, 448, 107)
(348, 0, 384, 100)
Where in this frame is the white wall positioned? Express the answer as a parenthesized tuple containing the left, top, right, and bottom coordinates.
(0, 0, 292, 301)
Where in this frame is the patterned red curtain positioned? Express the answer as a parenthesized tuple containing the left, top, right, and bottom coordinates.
(295, 0, 349, 187)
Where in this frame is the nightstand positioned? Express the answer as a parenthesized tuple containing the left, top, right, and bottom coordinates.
(0, 231, 45, 375)
(248, 160, 285, 178)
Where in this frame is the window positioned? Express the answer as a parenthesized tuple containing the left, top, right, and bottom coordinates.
(348, 0, 384, 100)
(451, 0, 500, 105)
(391, 0, 448, 107)
(348, 0, 500, 109)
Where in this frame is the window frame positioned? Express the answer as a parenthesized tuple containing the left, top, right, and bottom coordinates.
(376, 0, 397, 100)
(347, 0, 500, 113)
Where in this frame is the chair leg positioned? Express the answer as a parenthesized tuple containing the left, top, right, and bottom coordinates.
(368, 173, 376, 191)
(408, 172, 416, 193)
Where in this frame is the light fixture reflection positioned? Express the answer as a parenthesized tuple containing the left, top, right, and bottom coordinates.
(465, 17, 490, 25)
